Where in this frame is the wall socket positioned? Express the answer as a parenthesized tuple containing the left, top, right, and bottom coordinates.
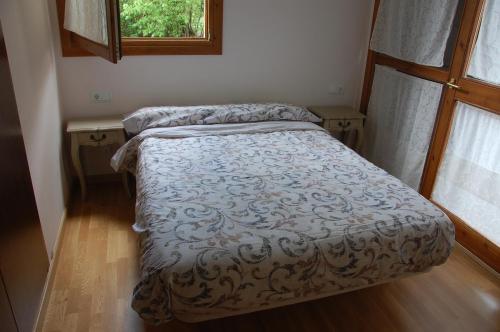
(91, 92, 112, 103)
(328, 84, 345, 95)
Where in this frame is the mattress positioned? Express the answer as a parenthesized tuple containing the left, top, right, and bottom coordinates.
(111, 121, 454, 325)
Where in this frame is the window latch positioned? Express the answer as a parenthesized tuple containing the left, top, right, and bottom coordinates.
(446, 78, 462, 91)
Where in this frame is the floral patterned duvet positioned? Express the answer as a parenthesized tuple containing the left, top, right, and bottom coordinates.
(111, 121, 454, 325)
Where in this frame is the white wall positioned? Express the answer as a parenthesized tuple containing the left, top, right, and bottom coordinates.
(54, 0, 374, 119)
(0, 0, 67, 258)
(0, 0, 373, 255)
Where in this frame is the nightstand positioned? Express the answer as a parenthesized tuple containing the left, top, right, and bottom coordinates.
(67, 116, 130, 200)
(308, 106, 366, 151)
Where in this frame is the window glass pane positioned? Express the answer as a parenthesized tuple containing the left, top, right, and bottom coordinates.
(370, 0, 461, 67)
(362, 65, 443, 190)
(467, 0, 500, 85)
(65, 0, 109, 45)
(432, 102, 500, 246)
(120, 0, 206, 38)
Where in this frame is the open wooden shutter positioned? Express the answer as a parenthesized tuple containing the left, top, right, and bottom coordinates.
(63, 0, 122, 63)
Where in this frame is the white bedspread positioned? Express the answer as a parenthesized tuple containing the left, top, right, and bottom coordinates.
(112, 121, 454, 325)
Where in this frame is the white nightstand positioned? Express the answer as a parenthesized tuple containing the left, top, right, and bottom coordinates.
(308, 106, 366, 151)
(67, 116, 130, 200)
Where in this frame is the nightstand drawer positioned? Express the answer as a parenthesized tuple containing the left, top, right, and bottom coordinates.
(76, 130, 123, 147)
(324, 119, 363, 132)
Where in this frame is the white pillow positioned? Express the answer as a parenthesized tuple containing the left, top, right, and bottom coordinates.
(123, 103, 321, 135)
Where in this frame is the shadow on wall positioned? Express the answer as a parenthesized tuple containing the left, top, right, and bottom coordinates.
(0, 0, 68, 256)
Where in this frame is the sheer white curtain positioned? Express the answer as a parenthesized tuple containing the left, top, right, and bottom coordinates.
(432, 103, 500, 246)
(65, 0, 109, 45)
(468, 0, 500, 85)
(362, 65, 443, 190)
(370, 0, 459, 67)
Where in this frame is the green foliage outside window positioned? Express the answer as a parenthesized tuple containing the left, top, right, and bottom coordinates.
(120, 0, 205, 38)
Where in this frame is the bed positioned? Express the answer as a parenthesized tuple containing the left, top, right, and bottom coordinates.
(111, 103, 454, 325)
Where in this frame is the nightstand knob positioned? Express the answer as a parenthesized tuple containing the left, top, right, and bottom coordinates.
(338, 121, 343, 126)
(346, 121, 351, 126)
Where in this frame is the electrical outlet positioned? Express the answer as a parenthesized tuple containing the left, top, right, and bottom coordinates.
(328, 84, 345, 95)
(91, 92, 112, 103)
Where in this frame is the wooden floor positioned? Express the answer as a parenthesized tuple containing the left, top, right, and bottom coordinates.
(39, 183, 500, 332)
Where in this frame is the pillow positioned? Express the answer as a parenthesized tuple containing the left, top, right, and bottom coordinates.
(123, 103, 321, 134)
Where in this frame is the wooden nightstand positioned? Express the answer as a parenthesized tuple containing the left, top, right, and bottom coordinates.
(308, 106, 366, 151)
(67, 116, 130, 200)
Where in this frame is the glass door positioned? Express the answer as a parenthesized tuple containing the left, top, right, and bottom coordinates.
(421, 0, 500, 271)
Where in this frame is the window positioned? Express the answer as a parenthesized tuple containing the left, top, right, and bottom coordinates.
(361, 0, 500, 271)
(120, 0, 206, 38)
(56, 0, 223, 60)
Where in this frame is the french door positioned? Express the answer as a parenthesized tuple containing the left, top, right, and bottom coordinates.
(362, 0, 500, 271)
(421, 0, 500, 271)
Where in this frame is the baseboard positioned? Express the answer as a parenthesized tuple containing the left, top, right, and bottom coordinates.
(456, 243, 500, 279)
(33, 208, 68, 332)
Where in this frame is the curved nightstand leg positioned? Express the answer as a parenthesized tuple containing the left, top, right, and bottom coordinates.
(122, 172, 131, 198)
(355, 124, 364, 153)
(71, 135, 87, 200)
(117, 132, 132, 198)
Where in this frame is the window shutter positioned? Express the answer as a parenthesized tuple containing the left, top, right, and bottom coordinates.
(64, 0, 122, 63)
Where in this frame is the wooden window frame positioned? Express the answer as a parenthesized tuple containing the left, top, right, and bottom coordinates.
(56, 0, 223, 57)
(360, 0, 500, 272)
(360, 0, 452, 115)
